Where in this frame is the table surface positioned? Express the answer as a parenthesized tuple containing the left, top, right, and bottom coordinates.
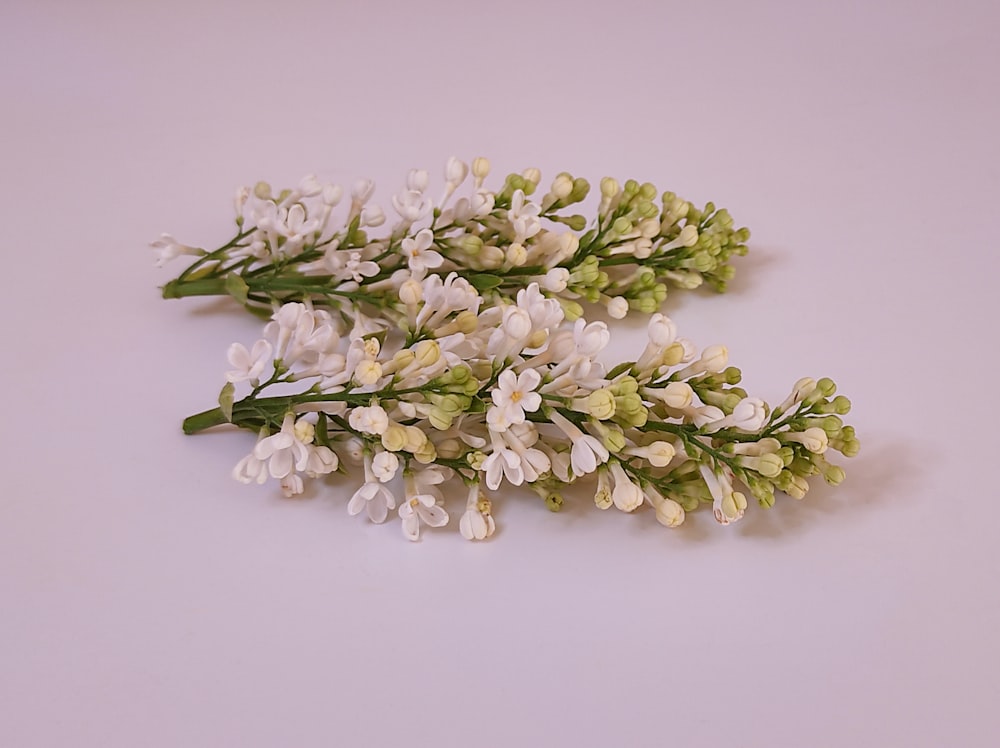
(2, 1, 998, 746)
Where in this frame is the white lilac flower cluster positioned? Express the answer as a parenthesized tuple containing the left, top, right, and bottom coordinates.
(157, 157, 749, 325)
(177, 273, 858, 541)
(157, 158, 856, 541)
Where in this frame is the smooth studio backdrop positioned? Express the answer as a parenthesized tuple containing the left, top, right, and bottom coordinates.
(1, 1, 997, 746)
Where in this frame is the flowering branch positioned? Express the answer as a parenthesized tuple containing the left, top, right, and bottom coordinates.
(155, 157, 748, 324)
(183, 275, 858, 541)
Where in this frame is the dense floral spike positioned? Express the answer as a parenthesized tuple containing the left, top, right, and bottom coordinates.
(157, 158, 749, 323)
(182, 277, 857, 541)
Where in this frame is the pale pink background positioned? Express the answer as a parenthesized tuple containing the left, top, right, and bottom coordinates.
(2, 1, 998, 745)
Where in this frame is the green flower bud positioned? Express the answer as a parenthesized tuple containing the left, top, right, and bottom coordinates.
(602, 428, 627, 454)
(570, 177, 590, 203)
(817, 377, 837, 397)
(559, 298, 584, 321)
(428, 407, 453, 431)
(612, 376, 639, 396)
(544, 493, 564, 512)
(587, 389, 617, 420)
(823, 465, 846, 486)
(459, 234, 483, 255)
(612, 217, 632, 235)
(723, 366, 742, 385)
(636, 296, 659, 314)
(467, 451, 486, 470)
(832, 395, 852, 415)
(600, 177, 620, 199)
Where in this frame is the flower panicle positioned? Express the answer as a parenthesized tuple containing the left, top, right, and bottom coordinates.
(155, 157, 749, 326)
(190, 276, 857, 542)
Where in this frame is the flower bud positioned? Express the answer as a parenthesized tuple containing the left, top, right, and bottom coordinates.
(600, 177, 620, 199)
(586, 389, 617, 420)
(662, 381, 693, 409)
(254, 181, 272, 200)
(445, 157, 468, 185)
(824, 465, 846, 486)
(541, 267, 569, 293)
(413, 440, 437, 464)
(293, 419, 315, 444)
(322, 184, 343, 207)
(459, 234, 483, 255)
(648, 313, 677, 348)
(403, 425, 427, 453)
(406, 169, 429, 192)
(642, 441, 676, 468)
(655, 498, 685, 528)
(787, 427, 829, 454)
(399, 278, 422, 306)
(381, 423, 408, 452)
(413, 339, 441, 368)
(551, 173, 574, 200)
(521, 167, 541, 186)
(607, 296, 629, 319)
(351, 178, 375, 204)
(506, 242, 527, 267)
(354, 360, 383, 385)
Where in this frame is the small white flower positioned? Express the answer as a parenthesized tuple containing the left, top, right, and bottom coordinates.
(252, 414, 312, 479)
(151, 233, 202, 267)
(226, 339, 273, 384)
(277, 203, 320, 254)
(280, 473, 304, 497)
(482, 447, 524, 490)
(507, 189, 541, 242)
(549, 411, 610, 476)
(303, 445, 338, 476)
(594, 468, 613, 509)
(573, 318, 610, 357)
(491, 369, 542, 425)
(516, 284, 564, 331)
(392, 189, 433, 222)
(342, 251, 379, 283)
(371, 451, 400, 482)
(232, 451, 268, 485)
(709, 397, 768, 433)
(700, 463, 747, 525)
(459, 483, 495, 541)
(348, 405, 390, 436)
(348, 482, 396, 523)
(399, 474, 449, 541)
(401, 229, 444, 273)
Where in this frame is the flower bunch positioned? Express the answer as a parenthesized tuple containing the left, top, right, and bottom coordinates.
(157, 157, 857, 542)
(156, 157, 748, 324)
(179, 274, 858, 541)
